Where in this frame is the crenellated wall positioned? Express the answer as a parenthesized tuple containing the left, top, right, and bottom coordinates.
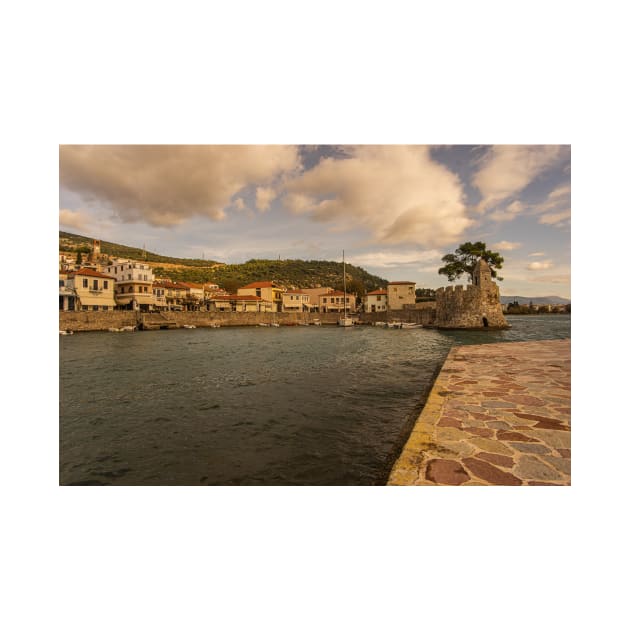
(434, 282, 507, 329)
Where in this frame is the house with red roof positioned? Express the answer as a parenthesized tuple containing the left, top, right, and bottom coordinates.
(365, 289, 388, 313)
(209, 294, 273, 312)
(237, 281, 284, 312)
(64, 268, 117, 311)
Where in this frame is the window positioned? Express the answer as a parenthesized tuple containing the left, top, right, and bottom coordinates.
(377, 295, 381, 301)
(104, 281, 108, 289)
(82, 278, 88, 288)
(128, 274, 132, 280)
(144, 286, 148, 293)
(256, 288, 261, 297)
(93, 279, 98, 290)
(59, 279, 64, 287)
(103, 306, 108, 311)
(82, 305, 88, 311)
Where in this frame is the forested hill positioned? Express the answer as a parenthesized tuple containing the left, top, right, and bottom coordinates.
(169, 258, 390, 293)
(59, 232, 389, 292)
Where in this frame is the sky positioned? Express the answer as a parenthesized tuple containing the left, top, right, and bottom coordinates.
(59, 144, 571, 298)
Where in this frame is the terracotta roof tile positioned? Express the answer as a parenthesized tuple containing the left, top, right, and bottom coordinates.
(68, 268, 116, 280)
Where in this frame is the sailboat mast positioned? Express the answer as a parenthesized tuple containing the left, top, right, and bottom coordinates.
(343, 249, 347, 317)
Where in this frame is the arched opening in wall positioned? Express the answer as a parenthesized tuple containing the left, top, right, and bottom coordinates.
(482, 317, 489, 327)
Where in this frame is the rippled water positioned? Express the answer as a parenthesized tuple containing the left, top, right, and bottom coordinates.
(59, 314, 570, 485)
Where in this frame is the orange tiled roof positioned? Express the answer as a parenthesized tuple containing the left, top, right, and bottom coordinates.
(211, 294, 264, 301)
(240, 281, 278, 289)
(367, 289, 387, 295)
(325, 290, 353, 297)
(68, 268, 116, 280)
(388, 281, 415, 285)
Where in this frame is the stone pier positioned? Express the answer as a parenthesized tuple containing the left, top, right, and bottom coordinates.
(388, 339, 571, 486)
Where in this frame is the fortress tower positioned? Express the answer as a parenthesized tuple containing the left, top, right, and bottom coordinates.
(88, 239, 102, 264)
(434, 258, 509, 329)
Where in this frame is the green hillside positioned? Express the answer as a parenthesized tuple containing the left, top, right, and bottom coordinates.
(155, 258, 389, 293)
(59, 231, 390, 292)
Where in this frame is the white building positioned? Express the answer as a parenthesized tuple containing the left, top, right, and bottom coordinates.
(387, 281, 416, 310)
(103, 258, 155, 311)
(365, 289, 388, 312)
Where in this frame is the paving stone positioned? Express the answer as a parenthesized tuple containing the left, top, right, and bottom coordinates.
(512, 455, 565, 482)
(469, 437, 514, 456)
(462, 457, 522, 485)
(487, 421, 513, 430)
(388, 340, 571, 486)
(510, 442, 552, 455)
(438, 416, 463, 428)
(496, 430, 539, 442)
(466, 427, 494, 438)
(426, 459, 471, 485)
(539, 455, 571, 475)
(476, 452, 515, 468)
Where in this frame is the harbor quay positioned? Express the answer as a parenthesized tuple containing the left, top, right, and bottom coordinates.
(388, 339, 571, 486)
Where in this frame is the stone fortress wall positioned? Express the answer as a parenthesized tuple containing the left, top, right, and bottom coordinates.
(434, 259, 508, 329)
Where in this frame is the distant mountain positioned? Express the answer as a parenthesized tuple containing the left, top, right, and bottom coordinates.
(59, 231, 389, 292)
(500, 295, 571, 305)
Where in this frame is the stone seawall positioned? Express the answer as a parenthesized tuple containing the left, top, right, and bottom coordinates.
(61, 310, 346, 331)
(60, 308, 440, 331)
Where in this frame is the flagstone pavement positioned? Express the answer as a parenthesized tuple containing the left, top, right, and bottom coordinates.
(388, 339, 570, 486)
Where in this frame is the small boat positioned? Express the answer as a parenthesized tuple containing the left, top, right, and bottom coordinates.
(386, 321, 402, 329)
(59, 330, 73, 335)
(182, 324, 196, 329)
(312, 319, 322, 326)
(298, 321, 309, 326)
(373, 321, 386, 327)
(270, 322, 280, 327)
(401, 322, 422, 329)
(209, 323, 221, 328)
(108, 327, 121, 332)
(258, 322, 270, 327)
(120, 325, 136, 332)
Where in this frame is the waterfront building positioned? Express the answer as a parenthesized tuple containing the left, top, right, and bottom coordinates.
(152, 280, 192, 310)
(387, 281, 416, 310)
(65, 268, 117, 311)
(104, 258, 155, 311)
(209, 294, 273, 312)
(282, 291, 310, 312)
(299, 287, 334, 312)
(238, 281, 284, 312)
(365, 289, 388, 312)
(319, 290, 356, 313)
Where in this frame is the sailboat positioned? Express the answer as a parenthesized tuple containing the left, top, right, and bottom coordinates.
(338, 250, 354, 327)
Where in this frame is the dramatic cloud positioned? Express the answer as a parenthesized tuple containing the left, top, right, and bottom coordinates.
(283, 146, 471, 247)
(492, 240, 522, 251)
(527, 260, 554, 271)
(473, 145, 569, 210)
(59, 208, 89, 231)
(60, 145, 301, 226)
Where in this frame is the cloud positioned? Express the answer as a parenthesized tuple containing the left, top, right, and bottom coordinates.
(539, 210, 571, 225)
(488, 200, 526, 222)
(255, 186, 276, 211)
(59, 208, 89, 231)
(473, 145, 569, 210)
(492, 240, 521, 251)
(527, 260, 554, 270)
(350, 249, 442, 268)
(60, 145, 301, 227)
(233, 197, 246, 211)
(283, 146, 472, 247)
(529, 251, 546, 257)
